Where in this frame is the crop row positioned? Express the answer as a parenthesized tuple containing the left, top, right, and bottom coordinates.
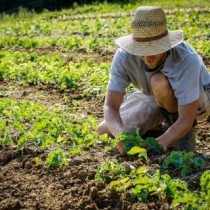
(0, 50, 109, 96)
(93, 130, 209, 209)
(0, 98, 111, 167)
(0, 11, 209, 58)
(1, 13, 209, 37)
(56, 8, 210, 21)
(95, 159, 210, 210)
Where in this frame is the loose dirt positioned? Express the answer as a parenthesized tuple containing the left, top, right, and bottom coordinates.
(0, 82, 210, 210)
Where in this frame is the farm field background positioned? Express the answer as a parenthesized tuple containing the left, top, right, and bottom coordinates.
(0, 0, 210, 209)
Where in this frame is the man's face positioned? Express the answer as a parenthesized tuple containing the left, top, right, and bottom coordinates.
(140, 52, 167, 69)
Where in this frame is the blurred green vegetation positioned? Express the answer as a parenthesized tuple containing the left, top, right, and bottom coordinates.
(0, 0, 209, 20)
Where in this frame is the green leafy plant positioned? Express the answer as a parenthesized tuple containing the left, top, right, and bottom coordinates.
(127, 146, 148, 162)
(162, 151, 205, 176)
(200, 170, 210, 209)
(109, 166, 189, 204)
(200, 170, 210, 194)
(0, 98, 103, 167)
(109, 165, 210, 207)
(109, 177, 131, 193)
(46, 148, 67, 169)
(144, 137, 163, 154)
(109, 166, 148, 193)
(69, 145, 82, 155)
(130, 170, 189, 203)
(116, 129, 163, 156)
(171, 170, 210, 210)
(116, 128, 143, 153)
(95, 160, 126, 182)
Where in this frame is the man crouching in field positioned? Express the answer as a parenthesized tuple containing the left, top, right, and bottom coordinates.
(96, 6, 210, 155)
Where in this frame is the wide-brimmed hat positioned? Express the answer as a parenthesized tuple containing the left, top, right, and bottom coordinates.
(115, 6, 184, 56)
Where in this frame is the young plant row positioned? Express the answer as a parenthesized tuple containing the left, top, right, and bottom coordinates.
(115, 129, 205, 175)
(0, 98, 111, 168)
(95, 156, 208, 209)
(0, 35, 116, 53)
(0, 50, 109, 96)
(0, 11, 209, 58)
(94, 130, 208, 209)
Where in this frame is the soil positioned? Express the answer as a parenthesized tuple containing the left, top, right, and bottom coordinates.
(0, 79, 210, 210)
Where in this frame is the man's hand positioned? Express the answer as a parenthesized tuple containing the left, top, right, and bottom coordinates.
(116, 129, 143, 155)
(117, 141, 126, 155)
(158, 142, 167, 152)
(157, 101, 198, 149)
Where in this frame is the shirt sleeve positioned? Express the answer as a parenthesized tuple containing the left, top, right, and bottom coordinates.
(166, 53, 202, 106)
(107, 49, 131, 93)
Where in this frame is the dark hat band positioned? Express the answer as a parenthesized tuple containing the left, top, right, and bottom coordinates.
(133, 30, 168, 42)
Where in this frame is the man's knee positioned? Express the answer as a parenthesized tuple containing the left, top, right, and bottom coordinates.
(150, 73, 172, 94)
(150, 73, 177, 111)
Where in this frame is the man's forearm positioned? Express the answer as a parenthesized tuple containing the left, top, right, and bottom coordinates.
(104, 106, 124, 138)
(157, 117, 193, 149)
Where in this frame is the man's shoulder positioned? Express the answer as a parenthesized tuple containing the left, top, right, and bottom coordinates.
(170, 41, 201, 64)
(114, 48, 142, 64)
(172, 42, 199, 58)
(115, 48, 135, 59)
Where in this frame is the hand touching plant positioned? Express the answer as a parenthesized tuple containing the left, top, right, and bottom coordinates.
(116, 128, 164, 155)
(116, 129, 143, 154)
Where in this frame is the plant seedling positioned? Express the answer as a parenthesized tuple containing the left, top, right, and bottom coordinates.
(46, 148, 67, 169)
(116, 128, 144, 153)
(163, 151, 205, 176)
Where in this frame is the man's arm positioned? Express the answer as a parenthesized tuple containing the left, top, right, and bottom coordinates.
(158, 100, 198, 149)
(104, 90, 125, 137)
(104, 90, 126, 154)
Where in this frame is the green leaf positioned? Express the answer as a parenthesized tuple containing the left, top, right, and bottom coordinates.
(130, 185, 150, 202)
(144, 137, 163, 153)
(191, 156, 205, 169)
(127, 147, 148, 161)
(69, 147, 82, 155)
(163, 151, 184, 169)
(137, 166, 148, 175)
(46, 148, 67, 169)
(109, 177, 131, 192)
(163, 151, 205, 176)
(116, 129, 143, 153)
(127, 146, 145, 155)
(181, 165, 192, 176)
(133, 176, 151, 185)
(200, 170, 210, 194)
(172, 155, 184, 169)
(138, 188, 150, 203)
(171, 191, 201, 208)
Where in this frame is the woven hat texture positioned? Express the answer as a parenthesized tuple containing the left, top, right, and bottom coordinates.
(115, 6, 184, 56)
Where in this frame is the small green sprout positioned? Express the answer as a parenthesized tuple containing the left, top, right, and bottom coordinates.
(46, 148, 67, 169)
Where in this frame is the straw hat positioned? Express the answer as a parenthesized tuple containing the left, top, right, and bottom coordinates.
(115, 6, 184, 56)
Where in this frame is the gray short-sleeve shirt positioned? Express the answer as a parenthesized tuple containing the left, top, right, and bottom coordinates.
(108, 41, 210, 106)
